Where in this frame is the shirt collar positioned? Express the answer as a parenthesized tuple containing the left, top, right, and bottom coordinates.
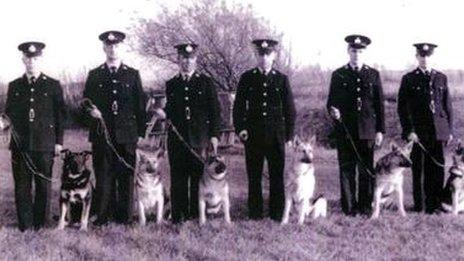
(25, 72, 42, 83)
(106, 60, 122, 71)
(257, 66, 273, 75)
(418, 66, 431, 74)
(180, 70, 195, 80)
(348, 63, 364, 71)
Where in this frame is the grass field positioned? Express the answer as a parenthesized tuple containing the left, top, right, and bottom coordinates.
(1, 130, 464, 260)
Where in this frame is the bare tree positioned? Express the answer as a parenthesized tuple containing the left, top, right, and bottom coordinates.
(130, 0, 293, 91)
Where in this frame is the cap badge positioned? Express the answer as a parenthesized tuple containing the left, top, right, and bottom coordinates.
(185, 45, 193, 53)
(261, 41, 268, 48)
(108, 33, 116, 41)
(354, 37, 362, 44)
(28, 45, 36, 53)
(423, 44, 429, 51)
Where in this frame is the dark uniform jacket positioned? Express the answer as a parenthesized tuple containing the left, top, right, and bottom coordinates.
(233, 68, 296, 142)
(165, 72, 221, 149)
(83, 63, 147, 144)
(5, 73, 65, 152)
(327, 64, 385, 140)
(398, 68, 453, 141)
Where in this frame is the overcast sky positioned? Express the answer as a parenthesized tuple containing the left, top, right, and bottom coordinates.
(1, 0, 464, 82)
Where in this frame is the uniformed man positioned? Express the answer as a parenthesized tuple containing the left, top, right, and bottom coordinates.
(165, 43, 221, 224)
(83, 31, 147, 225)
(326, 35, 385, 216)
(397, 43, 453, 214)
(233, 39, 296, 221)
(5, 42, 65, 231)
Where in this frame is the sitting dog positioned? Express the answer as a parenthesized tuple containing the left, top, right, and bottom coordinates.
(199, 155, 231, 225)
(371, 141, 413, 219)
(135, 148, 165, 226)
(282, 135, 327, 225)
(57, 150, 93, 231)
(441, 142, 464, 215)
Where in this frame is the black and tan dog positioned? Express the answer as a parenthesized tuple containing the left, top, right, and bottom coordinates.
(199, 155, 231, 225)
(57, 150, 93, 231)
(135, 148, 166, 226)
(441, 142, 464, 215)
(282, 135, 327, 225)
(371, 141, 413, 219)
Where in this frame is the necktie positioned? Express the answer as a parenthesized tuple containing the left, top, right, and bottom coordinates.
(30, 76, 36, 84)
(354, 66, 359, 72)
(110, 66, 117, 74)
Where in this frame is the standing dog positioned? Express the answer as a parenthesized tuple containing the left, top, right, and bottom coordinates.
(282, 136, 327, 225)
(57, 150, 93, 231)
(371, 141, 413, 219)
(198, 155, 231, 225)
(135, 149, 165, 226)
(441, 143, 464, 215)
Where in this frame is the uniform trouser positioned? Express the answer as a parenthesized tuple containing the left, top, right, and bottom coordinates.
(11, 150, 54, 231)
(411, 140, 445, 213)
(92, 141, 136, 223)
(336, 139, 374, 215)
(167, 136, 204, 223)
(244, 135, 285, 221)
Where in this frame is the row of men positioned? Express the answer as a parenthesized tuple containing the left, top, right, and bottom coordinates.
(5, 31, 451, 231)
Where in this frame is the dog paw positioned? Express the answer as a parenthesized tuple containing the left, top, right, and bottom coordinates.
(400, 212, 407, 217)
(79, 226, 88, 232)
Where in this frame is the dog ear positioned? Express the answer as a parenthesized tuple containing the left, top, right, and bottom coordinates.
(83, 150, 92, 161)
(402, 141, 414, 154)
(293, 135, 301, 147)
(456, 139, 463, 155)
(308, 135, 316, 145)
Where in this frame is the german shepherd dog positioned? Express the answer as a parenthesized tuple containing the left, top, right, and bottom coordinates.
(135, 148, 166, 226)
(282, 135, 327, 225)
(371, 141, 414, 219)
(198, 155, 231, 225)
(57, 150, 93, 231)
(441, 142, 464, 215)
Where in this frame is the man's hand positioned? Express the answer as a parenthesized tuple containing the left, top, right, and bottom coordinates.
(90, 108, 102, 119)
(446, 134, 453, 147)
(54, 144, 63, 156)
(407, 132, 419, 143)
(286, 140, 293, 147)
(210, 137, 219, 155)
(329, 106, 341, 120)
(375, 132, 383, 147)
(239, 130, 249, 142)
